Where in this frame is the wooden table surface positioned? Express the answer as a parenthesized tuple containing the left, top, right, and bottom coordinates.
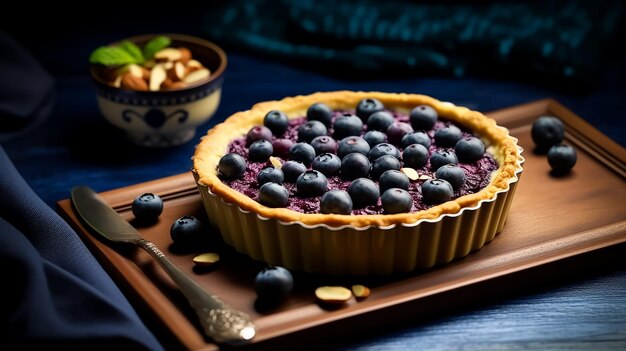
(4, 37, 626, 349)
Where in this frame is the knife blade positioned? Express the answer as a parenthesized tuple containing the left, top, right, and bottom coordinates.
(71, 185, 256, 345)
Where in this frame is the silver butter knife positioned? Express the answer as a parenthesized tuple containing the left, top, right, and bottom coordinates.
(71, 185, 255, 345)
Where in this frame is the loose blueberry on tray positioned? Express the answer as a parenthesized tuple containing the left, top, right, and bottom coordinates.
(254, 266, 294, 305)
(547, 144, 577, 175)
(170, 215, 204, 245)
(531, 116, 565, 152)
(131, 193, 163, 222)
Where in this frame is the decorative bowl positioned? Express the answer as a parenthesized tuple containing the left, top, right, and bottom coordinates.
(90, 33, 227, 147)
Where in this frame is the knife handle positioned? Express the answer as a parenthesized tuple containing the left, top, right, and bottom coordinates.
(137, 239, 256, 344)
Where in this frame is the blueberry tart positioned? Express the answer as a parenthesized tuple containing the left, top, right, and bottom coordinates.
(193, 91, 524, 275)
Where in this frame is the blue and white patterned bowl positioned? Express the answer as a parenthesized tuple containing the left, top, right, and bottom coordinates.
(90, 34, 227, 147)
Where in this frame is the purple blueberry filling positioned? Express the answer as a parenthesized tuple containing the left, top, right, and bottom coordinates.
(223, 110, 497, 215)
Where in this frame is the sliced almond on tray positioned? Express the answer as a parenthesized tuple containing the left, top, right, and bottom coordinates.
(351, 285, 371, 300)
(192, 252, 220, 267)
(315, 286, 352, 304)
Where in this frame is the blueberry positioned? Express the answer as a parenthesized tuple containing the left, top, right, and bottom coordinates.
(455, 136, 485, 163)
(547, 144, 577, 174)
(340, 153, 371, 180)
(296, 170, 328, 197)
(170, 215, 203, 245)
(409, 105, 438, 131)
(312, 153, 342, 176)
(381, 188, 413, 214)
(348, 178, 380, 209)
(367, 111, 395, 131)
(532, 116, 564, 152)
(298, 120, 328, 143)
(320, 189, 353, 215)
(421, 179, 454, 204)
(282, 160, 307, 183)
(379, 170, 410, 193)
(249, 139, 273, 162)
(218, 153, 247, 179)
(402, 144, 430, 169)
(337, 136, 370, 158)
(370, 155, 402, 180)
(369, 143, 400, 160)
(356, 98, 385, 122)
(246, 125, 273, 146)
(434, 125, 463, 147)
(254, 266, 294, 305)
(429, 149, 458, 171)
(289, 142, 316, 165)
(333, 113, 363, 140)
(311, 135, 337, 155)
(264, 110, 289, 136)
(307, 102, 333, 127)
(435, 164, 466, 190)
(363, 130, 387, 147)
(259, 182, 290, 207)
(132, 193, 163, 222)
(257, 166, 284, 186)
(272, 138, 293, 158)
(401, 132, 431, 149)
(386, 122, 414, 146)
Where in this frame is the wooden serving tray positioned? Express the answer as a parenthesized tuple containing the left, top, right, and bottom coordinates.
(57, 99, 626, 351)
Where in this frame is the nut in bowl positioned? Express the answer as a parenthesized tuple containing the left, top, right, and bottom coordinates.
(89, 34, 227, 147)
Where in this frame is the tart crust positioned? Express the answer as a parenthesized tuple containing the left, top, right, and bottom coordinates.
(193, 91, 521, 228)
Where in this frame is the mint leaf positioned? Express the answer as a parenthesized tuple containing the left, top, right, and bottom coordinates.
(119, 40, 144, 64)
(143, 36, 171, 60)
(89, 46, 137, 66)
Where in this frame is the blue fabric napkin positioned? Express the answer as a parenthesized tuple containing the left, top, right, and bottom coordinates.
(0, 31, 164, 350)
(0, 146, 164, 350)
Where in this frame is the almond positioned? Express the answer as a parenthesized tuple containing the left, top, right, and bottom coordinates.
(140, 67, 151, 80)
(111, 75, 122, 88)
(269, 156, 283, 169)
(186, 59, 203, 72)
(121, 73, 148, 91)
(154, 48, 182, 62)
(122, 64, 144, 79)
(178, 47, 192, 63)
(401, 167, 419, 181)
(192, 253, 220, 267)
(167, 61, 186, 81)
(149, 64, 167, 91)
(315, 286, 352, 304)
(351, 285, 371, 300)
(183, 68, 210, 84)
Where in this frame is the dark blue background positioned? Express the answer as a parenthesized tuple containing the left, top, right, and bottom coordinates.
(2, 3, 625, 349)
